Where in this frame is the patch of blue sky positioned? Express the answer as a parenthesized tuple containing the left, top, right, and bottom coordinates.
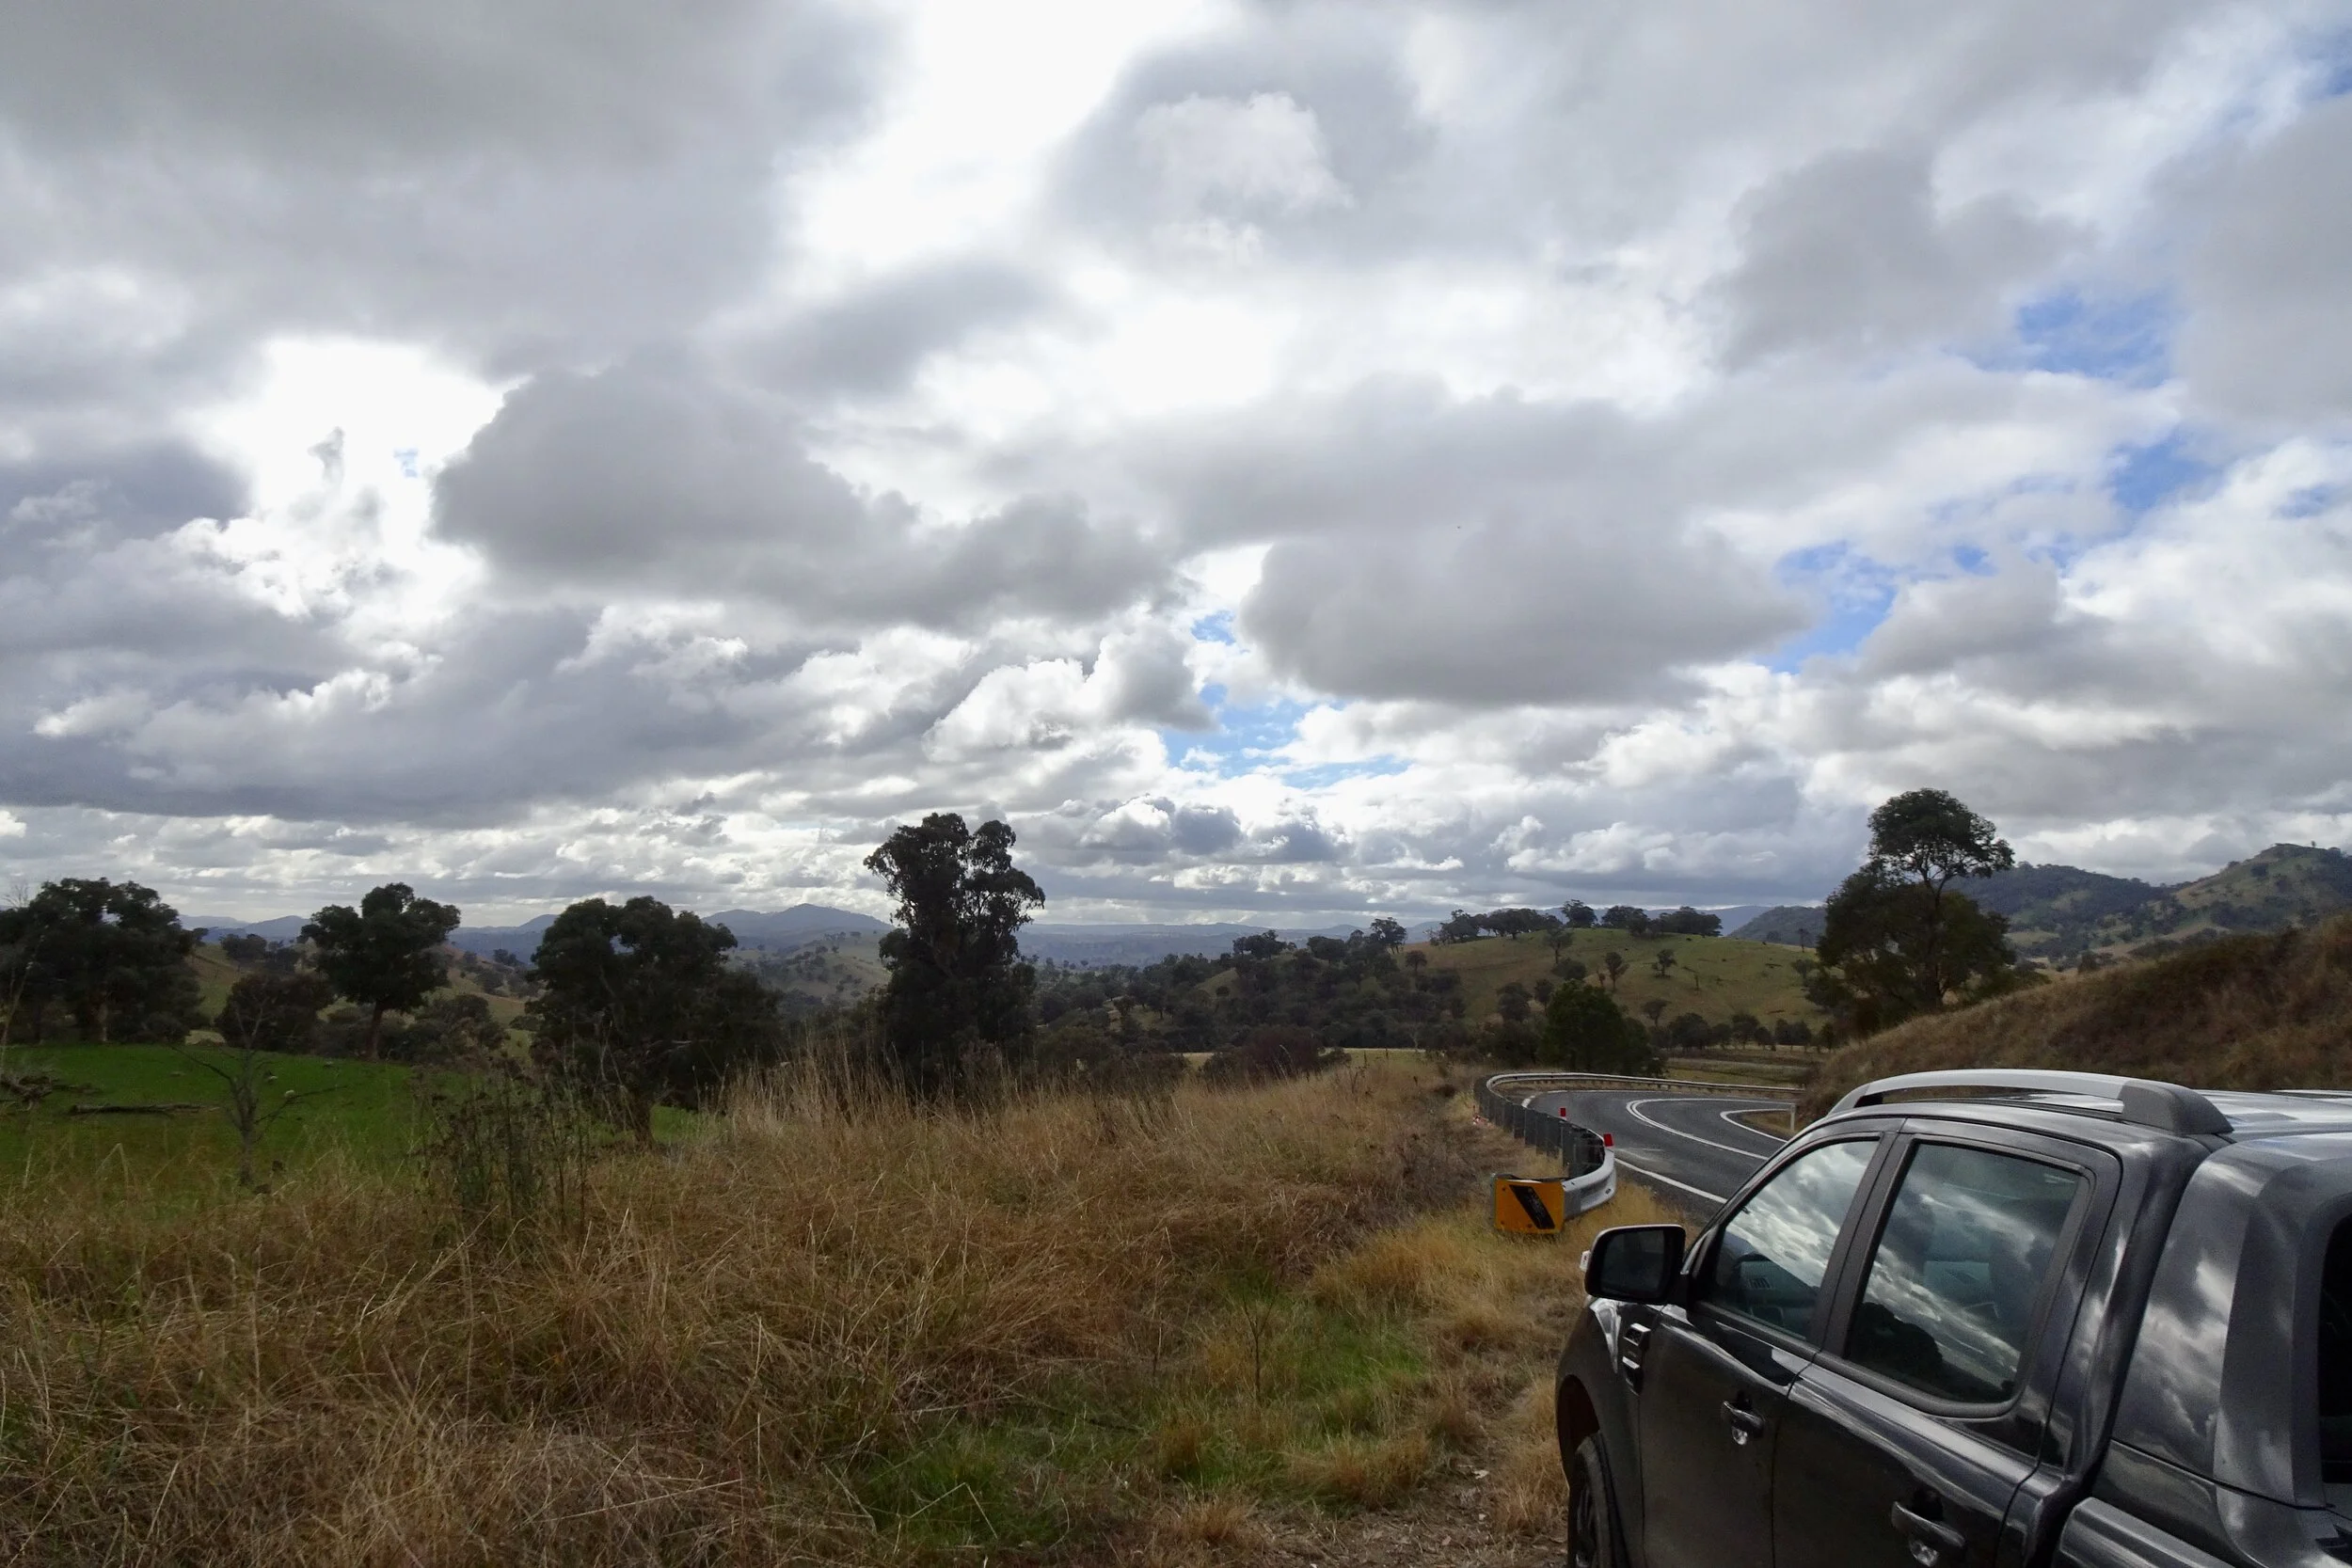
(2312, 28, 2352, 97)
(1281, 757, 1410, 789)
(1163, 685, 1406, 784)
(2284, 483, 2344, 519)
(1188, 610, 1236, 644)
(1164, 685, 1311, 776)
(2108, 430, 2221, 516)
(2008, 289, 2172, 387)
(1765, 543, 1899, 670)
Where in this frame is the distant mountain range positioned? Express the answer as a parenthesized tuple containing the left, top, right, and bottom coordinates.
(1727, 843, 2352, 958)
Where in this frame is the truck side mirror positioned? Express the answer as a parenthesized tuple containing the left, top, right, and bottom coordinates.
(1583, 1225, 1686, 1304)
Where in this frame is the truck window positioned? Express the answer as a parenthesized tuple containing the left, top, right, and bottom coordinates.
(1705, 1139, 1876, 1338)
(2320, 1221, 2352, 1506)
(1845, 1144, 2085, 1405)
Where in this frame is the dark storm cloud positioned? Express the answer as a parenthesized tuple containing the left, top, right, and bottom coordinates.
(0, 0, 885, 403)
(1, 444, 246, 547)
(435, 359, 1172, 628)
(1717, 148, 2077, 365)
(749, 260, 1054, 397)
(1245, 518, 1799, 705)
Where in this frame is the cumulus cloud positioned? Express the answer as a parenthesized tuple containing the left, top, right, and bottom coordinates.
(2180, 92, 2352, 426)
(5, 0, 2352, 925)
(434, 359, 1171, 629)
(1717, 148, 2078, 364)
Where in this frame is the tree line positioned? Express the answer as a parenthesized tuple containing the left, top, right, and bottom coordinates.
(1429, 901, 1724, 943)
(0, 786, 2038, 1147)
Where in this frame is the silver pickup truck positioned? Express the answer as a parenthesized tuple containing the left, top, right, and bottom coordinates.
(1557, 1069, 2352, 1568)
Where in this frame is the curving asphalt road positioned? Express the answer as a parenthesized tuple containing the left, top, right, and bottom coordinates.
(1522, 1088, 1791, 1213)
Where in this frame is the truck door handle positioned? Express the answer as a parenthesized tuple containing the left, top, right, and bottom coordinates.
(1890, 1500, 1963, 1564)
(1720, 1401, 1765, 1444)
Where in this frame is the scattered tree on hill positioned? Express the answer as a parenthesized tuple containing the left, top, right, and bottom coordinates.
(866, 814, 1045, 1098)
(1367, 916, 1407, 949)
(1485, 908, 1564, 940)
(1435, 910, 1486, 943)
(1664, 1011, 1720, 1052)
(1600, 905, 1652, 936)
(0, 878, 201, 1043)
(1641, 998, 1669, 1027)
(1232, 929, 1292, 960)
(1496, 981, 1534, 1023)
(1541, 982, 1660, 1074)
(1601, 950, 1628, 991)
(1562, 899, 1596, 929)
(219, 932, 271, 966)
(214, 971, 335, 1056)
(1807, 791, 2037, 1035)
(1867, 788, 2017, 990)
(303, 883, 462, 1059)
(528, 896, 782, 1140)
(1652, 946, 1677, 979)
(406, 992, 508, 1063)
(1652, 907, 1724, 937)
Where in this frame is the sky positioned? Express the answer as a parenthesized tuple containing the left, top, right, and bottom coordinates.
(4, 0, 2352, 926)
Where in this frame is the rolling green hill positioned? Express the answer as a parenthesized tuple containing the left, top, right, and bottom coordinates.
(1729, 905, 1824, 947)
(1409, 928, 1826, 1035)
(1734, 844, 2352, 967)
(729, 932, 887, 1010)
(1999, 844, 2352, 960)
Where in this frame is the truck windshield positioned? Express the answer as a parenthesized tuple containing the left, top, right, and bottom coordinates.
(2322, 1221, 2352, 1502)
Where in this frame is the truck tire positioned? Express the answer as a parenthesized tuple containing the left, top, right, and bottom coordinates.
(1569, 1433, 1629, 1568)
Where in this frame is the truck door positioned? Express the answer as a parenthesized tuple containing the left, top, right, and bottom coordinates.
(1775, 1133, 2106, 1568)
(1637, 1136, 1882, 1568)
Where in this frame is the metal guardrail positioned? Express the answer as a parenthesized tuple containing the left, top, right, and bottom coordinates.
(1484, 1070, 1803, 1101)
(1474, 1070, 1800, 1219)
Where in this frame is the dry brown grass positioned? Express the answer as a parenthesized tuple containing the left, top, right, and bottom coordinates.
(0, 1052, 1691, 1563)
(1802, 914, 2352, 1119)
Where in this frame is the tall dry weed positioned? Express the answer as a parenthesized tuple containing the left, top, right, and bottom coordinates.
(0, 1056, 1454, 1565)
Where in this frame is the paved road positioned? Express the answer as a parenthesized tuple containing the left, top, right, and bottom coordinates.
(1523, 1088, 1790, 1212)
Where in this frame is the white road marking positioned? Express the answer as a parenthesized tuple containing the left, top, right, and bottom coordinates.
(1718, 1107, 1788, 1145)
(1627, 1098, 1782, 1160)
(1611, 1156, 1727, 1206)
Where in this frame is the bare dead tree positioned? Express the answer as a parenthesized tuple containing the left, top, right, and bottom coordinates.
(175, 986, 336, 1189)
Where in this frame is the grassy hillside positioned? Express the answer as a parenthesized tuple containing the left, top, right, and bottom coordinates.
(1800, 914, 2352, 1119)
(1728, 905, 1823, 947)
(731, 932, 886, 1009)
(1413, 929, 1826, 1034)
(1978, 844, 2352, 960)
(0, 1056, 1673, 1563)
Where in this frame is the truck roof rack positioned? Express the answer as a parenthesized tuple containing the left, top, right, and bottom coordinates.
(1831, 1069, 2233, 1137)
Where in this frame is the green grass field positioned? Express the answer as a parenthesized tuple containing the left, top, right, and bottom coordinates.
(0, 1041, 697, 1194)
(0, 1042, 420, 1193)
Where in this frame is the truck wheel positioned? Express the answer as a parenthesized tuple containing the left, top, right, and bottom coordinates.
(1568, 1433, 1629, 1568)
